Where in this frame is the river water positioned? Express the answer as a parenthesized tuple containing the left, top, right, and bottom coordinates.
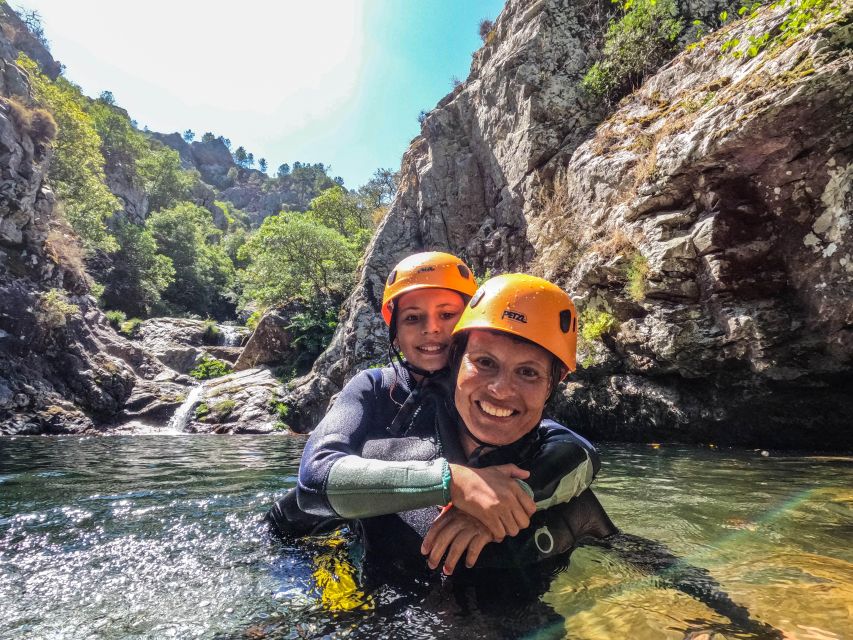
(0, 436, 850, 639)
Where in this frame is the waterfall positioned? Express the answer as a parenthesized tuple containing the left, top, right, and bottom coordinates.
(167, 385, 205, 432)
(218, 324, 245, 347)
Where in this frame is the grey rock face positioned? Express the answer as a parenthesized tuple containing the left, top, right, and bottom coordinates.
(234, 308, 292, 371)
(289, 1, 853, 448)
(179, 367, 289, 434)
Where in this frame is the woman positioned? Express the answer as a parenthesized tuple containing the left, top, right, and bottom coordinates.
(268, 257, 599, 547)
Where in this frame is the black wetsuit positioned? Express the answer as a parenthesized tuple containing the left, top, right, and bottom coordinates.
(268, 367, 603, 562)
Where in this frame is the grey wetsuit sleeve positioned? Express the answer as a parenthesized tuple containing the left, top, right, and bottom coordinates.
(296, 369, 451, 518)
(325, 455, 450, 518)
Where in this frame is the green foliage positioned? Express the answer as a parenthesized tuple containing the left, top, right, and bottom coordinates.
(268, 395, 291, 430)
(307, 186, 372, 250)
(626, 253, 650, 301)
(581, 0, 684, 103)
(194, 402, 209, 420)
(105, 309, 126, 329)
(36, 289, 79, 329)
(86, 99, 148, 179)
(581, 308, 617, 342)
(202, 320, 221, 345)
(189, 356, 233, 380)
(197, 398, 236, 422)
(101, 221, 175, 317)
(474, 268, 492, 288)
(357, 168, 399, 210)
(119, 317, 143, 338)
(238, 211, 357, 308)
(246, 309, 264, 331)
(286, 305, 339, 375)
(19, 54, 119, 252)
(146, 202, 235, 317)
(137, 146, 196, 212)
(719, 0, 840, 59)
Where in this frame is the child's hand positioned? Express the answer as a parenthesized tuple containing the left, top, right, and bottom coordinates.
(421, 506, 493, 575)
(447, 463, 536, 539)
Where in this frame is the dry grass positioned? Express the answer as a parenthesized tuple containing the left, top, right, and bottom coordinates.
(1, 96, 57, 148)
(538, 176, 592, 277)
(590, 227, 636, 260)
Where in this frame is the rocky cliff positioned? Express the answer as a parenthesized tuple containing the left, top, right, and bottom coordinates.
(287, 0, 852, 449)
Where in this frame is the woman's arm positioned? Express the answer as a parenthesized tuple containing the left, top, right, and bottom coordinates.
(519, 420, 601, 510)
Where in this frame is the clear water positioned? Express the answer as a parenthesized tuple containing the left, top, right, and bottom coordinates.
(0, 437, 850, 640)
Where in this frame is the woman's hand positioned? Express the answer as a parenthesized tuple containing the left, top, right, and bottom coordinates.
(447, 463, 536, 540)
(421, 506, 493, 575)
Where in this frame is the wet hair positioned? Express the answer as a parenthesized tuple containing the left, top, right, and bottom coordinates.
(447, 329, 566, 399)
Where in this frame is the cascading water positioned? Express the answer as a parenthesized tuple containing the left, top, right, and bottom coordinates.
(167, 385, 205, 432)
(218, 324, 246, 347)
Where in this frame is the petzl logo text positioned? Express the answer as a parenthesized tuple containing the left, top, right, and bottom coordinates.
(501, 310, 527, 323)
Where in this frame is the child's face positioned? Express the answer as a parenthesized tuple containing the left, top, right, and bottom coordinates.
(394, 288, 465, 374)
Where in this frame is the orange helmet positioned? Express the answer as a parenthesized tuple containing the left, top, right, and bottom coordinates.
(382, 252, 478, 325)
(452, 273, 577, 376)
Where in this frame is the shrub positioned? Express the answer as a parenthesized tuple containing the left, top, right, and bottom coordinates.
(581, 308, 617, 342)
(202, 320, 221, 345)
(581, 0, 684, 104)
(189, 356, 232, 380)
(246, 309, 264, 331)
(36, 289, 79, 330)
(105, 310, 127, 329)
(194, 403, 209, 420)
(199, 399, 236, 422)
(626, 253, 650, 301)
(478, 18, 495, 41)
(119, 317, 143, 338)
(285, 305, 339, 375)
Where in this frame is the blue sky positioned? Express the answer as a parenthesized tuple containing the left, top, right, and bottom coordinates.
(13, 0, 505, 189)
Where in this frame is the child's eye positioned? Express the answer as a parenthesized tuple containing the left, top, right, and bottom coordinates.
(403, 314, 420, 323)
(440, 311, 460, 321)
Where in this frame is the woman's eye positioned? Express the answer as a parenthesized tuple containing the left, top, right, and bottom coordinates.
(403, 314, 420, 323)
(440, 311, 460, 321)
(475, 357, 496, 370)
(518, 367, 541, 380)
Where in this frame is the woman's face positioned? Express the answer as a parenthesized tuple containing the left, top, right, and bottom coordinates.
(394, 288, 465, 374)
(454, 330, 552, 447)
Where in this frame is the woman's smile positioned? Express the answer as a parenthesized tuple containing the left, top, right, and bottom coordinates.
(455, 330, 553, 449)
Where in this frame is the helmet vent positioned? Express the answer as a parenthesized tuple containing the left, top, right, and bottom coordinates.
(457, 264, 471, 279)
(386, 270, 397, 285)
(470, 289, 485, 308)
(559, 309, 573, 333)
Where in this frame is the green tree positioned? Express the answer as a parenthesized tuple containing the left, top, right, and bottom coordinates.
(358, 167, 399, 209)
(307, 185, 371, 250)
(182, 129, 195, 142)
(233, 146, 249, 167)
(201, 131, 216, 143)
(146, 202, 236, 317)
(137, 146, 196, 212)
(18, 54, 119, 252)
(101, 221, 175, 317)
(238, 211, 357, 307)
(258, 158, 268, 173)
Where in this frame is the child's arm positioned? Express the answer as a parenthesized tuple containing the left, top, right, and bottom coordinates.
(296, 369, 450, 519)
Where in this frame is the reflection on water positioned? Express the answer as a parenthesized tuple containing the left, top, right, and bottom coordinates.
(0, 437, 850, 639)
